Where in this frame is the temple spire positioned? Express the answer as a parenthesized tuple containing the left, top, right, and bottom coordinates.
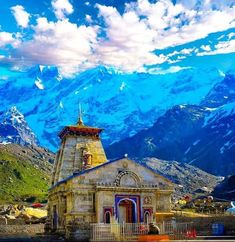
(77, 103, 84, 126)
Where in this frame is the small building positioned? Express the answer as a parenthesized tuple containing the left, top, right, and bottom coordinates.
(46, 114, 174, 241)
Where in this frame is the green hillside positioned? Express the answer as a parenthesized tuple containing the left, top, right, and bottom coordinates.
(0, 144, 54, 204)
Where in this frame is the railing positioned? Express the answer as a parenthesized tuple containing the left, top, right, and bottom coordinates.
(90, 222, 195, 241)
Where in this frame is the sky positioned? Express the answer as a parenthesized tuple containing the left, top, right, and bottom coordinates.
(0, 0, 235, 77)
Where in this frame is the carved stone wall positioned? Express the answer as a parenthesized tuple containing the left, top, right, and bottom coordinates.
(48, 157, 173, 241)
(52, 136, 107, 184)
(156, 193, 171, 211)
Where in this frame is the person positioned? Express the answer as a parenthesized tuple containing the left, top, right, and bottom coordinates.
(172, 217, 177, 230)
(148, 223, 160, 234)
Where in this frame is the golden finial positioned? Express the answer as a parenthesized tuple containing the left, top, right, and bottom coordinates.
(77, 103, 84, 126)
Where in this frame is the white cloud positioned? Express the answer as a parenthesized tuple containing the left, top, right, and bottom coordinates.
(96, 4, 167, 72)
(148, 65, 191, 75)
(201, 45, 211, 51)
(4, 0, 235, 76)
(218, 34, 225, 40)
(52, 0, 74, 19)
(177, 55, 186, 60)
(85, 15, 92, 23)
(11, 5, 30, 28)
(180, 48, 195, 55)
(197, 39, 235, 56)
(13, 17, 98, 77)
(228, 32, 235, 40)
(133, 0, 235, 49)
(0, 32, 20, 48)
(166, 47, 195, 64)
(94, 0, 235, 72)
(0, 32, 15, 47)
(168, 48, 195, 57)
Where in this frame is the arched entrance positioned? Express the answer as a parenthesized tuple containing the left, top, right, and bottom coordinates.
(104, 211, 111, 224)
(118, 199, 136, 223)
(144, 211, 150, 224)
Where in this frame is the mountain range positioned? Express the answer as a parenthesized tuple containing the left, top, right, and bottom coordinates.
(0, 66, 234, 176)
(107, 73, 235, 176)
(0, 108, 220, 202)
(0, 65, 224, 150)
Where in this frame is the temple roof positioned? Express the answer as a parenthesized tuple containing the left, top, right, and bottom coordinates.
(50, 157, 174, 190)
(58, 105, 104, 139)
(59, 124, 103, 139)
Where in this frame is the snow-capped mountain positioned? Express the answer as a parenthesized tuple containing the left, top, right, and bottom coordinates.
(201, 71, 235, 108)
(106, 73, 235, 176)
(0, 106, 38, 146)
(0, 65, 234, 175)
(0, 65, 224, 151)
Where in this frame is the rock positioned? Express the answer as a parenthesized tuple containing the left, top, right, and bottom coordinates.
(6, 215, 16, 220)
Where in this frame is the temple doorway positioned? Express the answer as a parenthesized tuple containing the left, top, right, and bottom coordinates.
(104, 211, 111, 224)
(52, 205, 58, 230)
(118, 199, 136, 223)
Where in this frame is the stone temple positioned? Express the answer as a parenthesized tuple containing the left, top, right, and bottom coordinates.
(46, 112, 174, 240)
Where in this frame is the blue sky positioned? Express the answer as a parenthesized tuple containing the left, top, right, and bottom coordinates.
(0, 0, 235, 77)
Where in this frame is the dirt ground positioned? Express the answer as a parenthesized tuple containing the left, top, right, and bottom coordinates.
(0, 224, 66, 242)
(0, 236, 64, 242)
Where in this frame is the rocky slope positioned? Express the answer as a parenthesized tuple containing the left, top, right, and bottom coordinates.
(0, 107, 55, 203)
(201, 72, 235, 108)
(137, 157, 221, 198)
(212, 174, 235, 201)
(0, 143, 219, 202)
(0, 144, 54, 203)
(106, 73, 235, 176)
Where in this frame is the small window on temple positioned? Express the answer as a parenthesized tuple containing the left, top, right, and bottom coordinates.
(118, 168, 124, 174)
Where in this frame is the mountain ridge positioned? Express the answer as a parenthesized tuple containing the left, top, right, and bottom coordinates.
(137, 157, 221, 197)
(106, 72, 235, 176)
(0, 66, 234, 176)
(0, 65, 224, 151)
